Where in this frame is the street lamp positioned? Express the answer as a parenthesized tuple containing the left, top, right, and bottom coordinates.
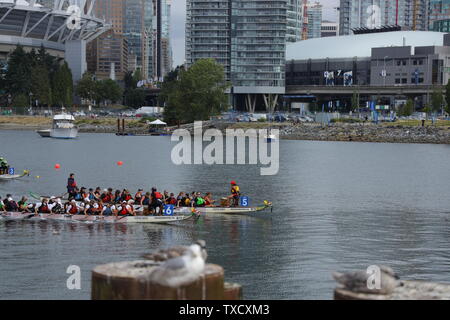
(29, 92, 33, 115)
(383, 56, 389, 86)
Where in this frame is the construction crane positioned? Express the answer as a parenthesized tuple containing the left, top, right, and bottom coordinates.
(301, 0, 308, 40)
(412, 0, 419, 31)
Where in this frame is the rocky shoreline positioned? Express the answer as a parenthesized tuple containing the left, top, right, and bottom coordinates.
(1, 121, 450, 144)
(280, 123, 450, 144)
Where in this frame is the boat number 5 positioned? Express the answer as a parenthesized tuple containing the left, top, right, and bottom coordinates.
(8, 167, 14, 175)
(240, 196, 249, 207)
(163, 205, 174, 216)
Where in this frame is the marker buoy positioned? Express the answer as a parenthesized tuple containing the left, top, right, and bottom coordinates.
(117, 161, 123, 166)
(54, 164, 61, 169)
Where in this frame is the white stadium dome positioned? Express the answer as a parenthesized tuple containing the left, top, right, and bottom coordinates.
(286, 31, 447, 60)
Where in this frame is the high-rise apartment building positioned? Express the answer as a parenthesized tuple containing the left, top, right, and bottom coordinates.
(186, 0, 286, 112)
(287, 0, 304, 42)
(429, 0, 450, 31)
(307, 2, 322, 39)
(86, 0, 129, 80)
(339, 0, 428, 35)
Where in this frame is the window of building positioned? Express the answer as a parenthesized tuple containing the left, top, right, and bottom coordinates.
(395, 78, 400, 84)
(402, 78, 407, 84)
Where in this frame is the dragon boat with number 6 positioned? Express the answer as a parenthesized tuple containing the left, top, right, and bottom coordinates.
(0, 212, 195, 224)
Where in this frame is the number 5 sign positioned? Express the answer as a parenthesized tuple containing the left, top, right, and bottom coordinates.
(163, 204, 174, 216)
(240, 196, 249, 207)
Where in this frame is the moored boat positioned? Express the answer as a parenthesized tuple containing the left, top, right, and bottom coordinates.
(0, 212, 194, 224)
(36, 113, 78, 139)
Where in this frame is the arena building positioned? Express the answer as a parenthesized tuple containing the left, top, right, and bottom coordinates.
(0, 0, 108, 81)
(285, 31, 450, 111)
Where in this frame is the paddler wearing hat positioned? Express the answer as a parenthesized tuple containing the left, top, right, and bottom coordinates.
(227, 180, 240, 207)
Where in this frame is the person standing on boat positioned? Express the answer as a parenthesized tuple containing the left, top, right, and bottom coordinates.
(67, 173, 77, 198)
(228, 181, 240, 207)
(0, 157, 9, 175)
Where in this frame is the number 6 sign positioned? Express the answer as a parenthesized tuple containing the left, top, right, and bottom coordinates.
(163, 204, 174, 216)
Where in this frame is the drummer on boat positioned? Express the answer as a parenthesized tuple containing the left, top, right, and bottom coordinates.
(227, 181, 240, 207)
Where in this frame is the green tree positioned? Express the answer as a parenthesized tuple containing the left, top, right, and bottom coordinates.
(13, 94, 28, 108)
(31, 64, 52, 106)
(76, 72, 97, 102)
(125, 88, 146, 109)
(431, 86, 444, 114)
(351, 90, 359, 112)
(398, 99, 414, 116)
(3, 45, 33, 96)
(52, 62, 73, 107)
(163, 59, 229, 124)
(96, 79, 123, 106)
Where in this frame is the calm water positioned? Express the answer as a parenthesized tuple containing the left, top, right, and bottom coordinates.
(1, 130, 450, 300)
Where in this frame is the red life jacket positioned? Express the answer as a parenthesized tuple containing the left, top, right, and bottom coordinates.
(119, 206, 128, 215)
(170, 198, 177, 205)
(155, 192, 163, 199)
(102, 194, 111, 203)
(124, 194, 132, 201)
(69, 205, 78, 214)
(39, 204, 50, 213)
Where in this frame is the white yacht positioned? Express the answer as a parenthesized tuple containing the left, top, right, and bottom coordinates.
(37, 114, 78, 139)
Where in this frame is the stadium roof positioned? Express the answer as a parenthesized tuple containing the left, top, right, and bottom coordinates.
(286, 31, 447, 60)
(0, 0, 109, 45)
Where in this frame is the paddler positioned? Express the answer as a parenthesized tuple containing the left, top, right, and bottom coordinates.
(0, 157, 9, 175)
(18, 196, 30, 213)
(67, 173, 77, 198)
(0, 196, 6, 212)
(228, 181, 240, 207)
(35, 198, 51, 214)
(194, 192, 206, 207)
(204, 192, 215, 207)
(66, 199, 80, 215)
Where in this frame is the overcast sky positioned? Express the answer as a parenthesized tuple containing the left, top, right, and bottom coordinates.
(170, 0, 339, 67)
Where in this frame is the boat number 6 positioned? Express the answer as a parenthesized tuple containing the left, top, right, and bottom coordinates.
(163, 205, 174, 216)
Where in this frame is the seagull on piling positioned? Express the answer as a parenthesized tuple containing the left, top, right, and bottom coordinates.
(333, 265, 400, 295)
(145, 242, 207, 288)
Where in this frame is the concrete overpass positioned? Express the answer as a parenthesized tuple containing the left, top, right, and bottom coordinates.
(286, 85, 442, 99)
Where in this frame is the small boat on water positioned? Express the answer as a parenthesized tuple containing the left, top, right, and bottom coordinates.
(0, 170, 30, 181)
(174, 202, 272, 215)
(0, 212, 194, 224)
(36, 113, 78, 139)
(37, 129, 51, 138)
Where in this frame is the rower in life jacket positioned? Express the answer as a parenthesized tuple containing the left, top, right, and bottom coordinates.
(229, 181, 240, 207)
(0, 157, 9, 175)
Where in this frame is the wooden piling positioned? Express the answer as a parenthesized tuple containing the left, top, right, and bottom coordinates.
(92, 260, 225, 300)
(122, 119, 125, 132)
(117, 118, 121, 133)
(224, 282, 243, 300)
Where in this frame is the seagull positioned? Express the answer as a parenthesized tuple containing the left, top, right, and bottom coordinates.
(142, 240, 207, 262)
(333, 265, 400, 295)
(143, 241, 207, 288)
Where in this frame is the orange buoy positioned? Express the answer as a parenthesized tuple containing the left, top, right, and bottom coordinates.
(54, 164, 61, 169)
(117, 161, 123, 166)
